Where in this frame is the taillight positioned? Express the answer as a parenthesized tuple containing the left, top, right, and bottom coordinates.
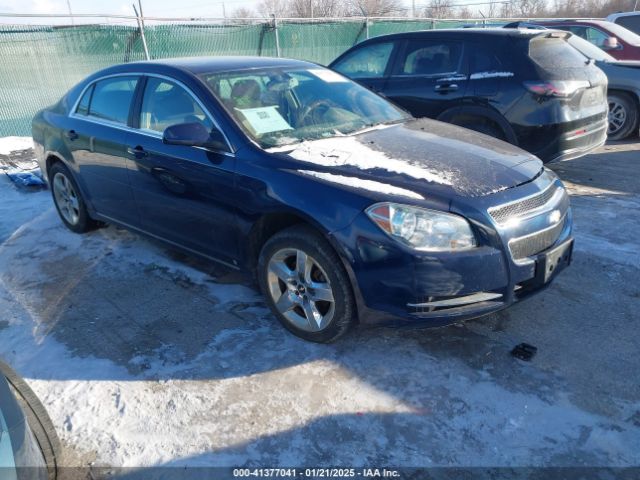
(524, 80, 590, 97)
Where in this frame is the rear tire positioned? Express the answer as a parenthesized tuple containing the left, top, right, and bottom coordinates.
(451, 116, 506, 141)
(608, 92, 638, 141)
(49, 162, 98, 233)
(258, 225, 356, 343)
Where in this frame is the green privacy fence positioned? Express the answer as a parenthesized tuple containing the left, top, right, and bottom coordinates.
(0, 18, 479, 136)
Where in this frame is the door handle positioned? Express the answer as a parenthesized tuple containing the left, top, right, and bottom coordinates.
(127, 146, 148, 159)
(434, 84, 459, 93)
(66, 130, 78, 141)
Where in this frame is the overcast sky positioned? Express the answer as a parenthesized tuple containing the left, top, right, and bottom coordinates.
(0, 0, 505, 23)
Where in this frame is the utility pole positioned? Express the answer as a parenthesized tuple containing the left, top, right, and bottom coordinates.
(133, 3, 150, 60)
(412, 0, 416, 18)
(66, 0, 74, 25)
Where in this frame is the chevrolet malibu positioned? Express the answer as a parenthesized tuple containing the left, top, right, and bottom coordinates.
(32, 57, 574, 343)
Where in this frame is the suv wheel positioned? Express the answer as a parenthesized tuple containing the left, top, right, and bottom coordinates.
(258, 225, 356, 343)
(452, 116, 505, 141)
(608, 92, 639, 141)
(49, 162, 97, 233)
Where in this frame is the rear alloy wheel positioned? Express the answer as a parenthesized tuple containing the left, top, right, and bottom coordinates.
(608, 92, 639, 141)
(258, 225, 355, 343)
(49, 162, 97, 233)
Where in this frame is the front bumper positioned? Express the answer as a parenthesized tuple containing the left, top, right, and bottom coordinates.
(331, 171, 573, 328)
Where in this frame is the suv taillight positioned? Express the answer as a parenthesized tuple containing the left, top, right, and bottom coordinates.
(524, 80, 590, 97)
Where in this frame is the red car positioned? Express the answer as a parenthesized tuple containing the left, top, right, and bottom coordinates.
(532, 20, 640, 61)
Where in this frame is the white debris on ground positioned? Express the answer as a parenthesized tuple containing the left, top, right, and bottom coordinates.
(0, 138, 638, 469)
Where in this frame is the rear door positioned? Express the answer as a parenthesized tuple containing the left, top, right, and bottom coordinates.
(330, 40, 398, 94)
(65, 75, 140, 225)
(381, 36, 469, 118)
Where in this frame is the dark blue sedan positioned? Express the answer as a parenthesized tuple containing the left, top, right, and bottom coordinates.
(32, 57, 574, 342)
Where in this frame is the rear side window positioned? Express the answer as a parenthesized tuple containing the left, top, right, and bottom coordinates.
(84, 76, 139, 125)
(75, 84, 94, 116)
(471, 48, 502, 73)
(332, 42, 394, 78)
(529, 37, 589, 69)
(396, 40, 463, 76)
(615, 15, 640, 34)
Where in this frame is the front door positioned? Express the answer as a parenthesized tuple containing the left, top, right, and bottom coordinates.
(125, 76, 239, 266)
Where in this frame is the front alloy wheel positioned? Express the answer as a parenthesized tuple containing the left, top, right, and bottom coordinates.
(267, 248, 335, 332)
(258, 225, 355, 343)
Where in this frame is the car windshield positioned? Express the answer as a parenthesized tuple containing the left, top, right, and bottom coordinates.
(200, 67, 409, 148)
(567, 34, 616, 62)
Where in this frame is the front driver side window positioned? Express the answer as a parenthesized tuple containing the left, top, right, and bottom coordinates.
(332, 42, 394, 78)
(140, 77, 214, 134)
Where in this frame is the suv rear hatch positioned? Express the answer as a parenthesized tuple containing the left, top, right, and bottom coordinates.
(526, 31, 608, 121)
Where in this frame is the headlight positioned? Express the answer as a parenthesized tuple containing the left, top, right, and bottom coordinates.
(366, 202, 477, 251)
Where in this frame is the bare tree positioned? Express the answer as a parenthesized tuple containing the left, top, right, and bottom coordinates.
(257, 0, 292, 18)
(230, 7, 257, 18)
(346, 0, 404, 17)
(289, 0, 346, 17)
(456, 6, 474, 18)
(425, 0, 454, 18)
(509, 0, 548, 17)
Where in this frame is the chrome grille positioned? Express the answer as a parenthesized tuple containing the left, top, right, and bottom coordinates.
(489, 184, 559, 224)
(509, 216, 566, 260)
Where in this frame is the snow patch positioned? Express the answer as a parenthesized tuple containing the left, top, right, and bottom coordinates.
(268, 136, 452, 185)
(470, 71, 514, 80)
(299, 170, 424, 200)
(0, 137, 33, 155)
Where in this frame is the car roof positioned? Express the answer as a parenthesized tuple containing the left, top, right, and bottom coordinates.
(108, 56, 318, 76)
(534, 19, 615, 28)
(607, 11, 640, 20)
(359, 28, 547, 41)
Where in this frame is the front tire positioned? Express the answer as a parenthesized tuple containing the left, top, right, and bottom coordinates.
(49, 162, 97, 233)
(608, 92, 638, 141)
(258, 225, 356, 343)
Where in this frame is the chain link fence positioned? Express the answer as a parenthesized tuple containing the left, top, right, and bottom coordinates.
(0, 16, 508, 136)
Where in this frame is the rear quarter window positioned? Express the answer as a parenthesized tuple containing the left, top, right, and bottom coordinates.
(616, 15, 640, 34)
(529, 36, 588, 68)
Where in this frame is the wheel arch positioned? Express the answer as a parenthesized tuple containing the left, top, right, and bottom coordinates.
(244, 210, 363, 324)
(437, 105, 518, 145)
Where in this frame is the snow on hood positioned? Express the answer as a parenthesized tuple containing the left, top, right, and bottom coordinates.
(268, 135, 453, 186)
(298, 170, 424, 200)
(267, 119, 543, 198)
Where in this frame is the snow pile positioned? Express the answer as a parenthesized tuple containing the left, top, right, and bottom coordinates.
(469, 71, 515, 80)
(269, 136, 453, 185)
(0, 137, 33, 155)
(299, 170, 424, 200)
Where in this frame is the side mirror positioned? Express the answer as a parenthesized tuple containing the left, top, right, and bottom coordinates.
(163, 122, 230, 152)
(602, 37, 621, 50)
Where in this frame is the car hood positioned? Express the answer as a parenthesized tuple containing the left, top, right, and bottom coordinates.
(267, 118, 543, 199)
